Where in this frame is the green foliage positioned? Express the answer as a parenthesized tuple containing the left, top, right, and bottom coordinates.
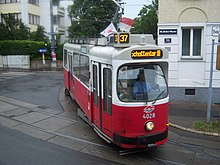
(0, 13, 30, 40)
(55, 43, 64, 60)
(0, 13, 48, 42)
(30, 25, 49, 42)
(0, 40, 63, 60)
(0, 40, 44, 56)
(131, 0, 158, 39)
(68, 0, 121, 38)
(193, 120, 220, 133)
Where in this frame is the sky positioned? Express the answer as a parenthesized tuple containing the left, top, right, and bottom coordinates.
(122, 0, 152, 19)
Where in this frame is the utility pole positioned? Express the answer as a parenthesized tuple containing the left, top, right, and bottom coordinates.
(207, 39, 215, 123)
(207, 38, 220, 123)
(50, 0, 55, 55)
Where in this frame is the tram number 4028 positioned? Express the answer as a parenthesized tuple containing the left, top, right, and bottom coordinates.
(143, 113, 156, 119)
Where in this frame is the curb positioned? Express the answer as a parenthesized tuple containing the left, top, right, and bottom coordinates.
(169, 123, 220, 137)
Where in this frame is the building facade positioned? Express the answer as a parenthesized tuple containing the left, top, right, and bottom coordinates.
(0, 0, 41, 32)
(158, 0, 220, 103)
(0, 0, 72, 42)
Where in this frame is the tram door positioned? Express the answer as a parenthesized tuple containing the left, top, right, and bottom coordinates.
(92, 61, 112, 137)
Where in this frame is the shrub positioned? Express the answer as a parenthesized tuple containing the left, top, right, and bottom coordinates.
(0, 40, 63, 60)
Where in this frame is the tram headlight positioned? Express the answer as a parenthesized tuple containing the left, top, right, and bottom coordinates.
(145, 121, 154, 131)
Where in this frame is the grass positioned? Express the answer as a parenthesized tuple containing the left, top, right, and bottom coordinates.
(193, 120, 220, 133)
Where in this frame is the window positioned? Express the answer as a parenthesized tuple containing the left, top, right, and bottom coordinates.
(93, 65, 98, 107)
(63, 49, 68, 69)
(28, 0, 39, 6)
(29, 14, 40, 25)
(117, 64, 168, 102)
(71, 53, 89, 87)
(103, 68, 112, 115)
(0, 13, 21, 23)
(182, 28, 202, 58)
(0, 0, 20, 3)
(73, 53, 80, 78)
(80, 55, 89, 87)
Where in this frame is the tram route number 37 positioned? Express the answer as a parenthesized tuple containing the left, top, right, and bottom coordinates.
(114, 33, 130, 44)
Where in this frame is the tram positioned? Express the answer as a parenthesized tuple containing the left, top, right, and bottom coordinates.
(63, 32, 169, 149)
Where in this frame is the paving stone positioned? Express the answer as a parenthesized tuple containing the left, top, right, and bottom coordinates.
(56, 122, 98, 141)
(0, 116, 20, 128)
(32, 107, 61, 115)
(13, 124, 55, 141)
(32, 117, 74, 132)
(80, 144, 148, 165)
(13, 112, 50, 124)
(0, 101, 18, 112)
(0, 108, 31, 117)
(0, 96, 38, 109)
(57, 111, 79, 121)
(48, 136, 89, 151)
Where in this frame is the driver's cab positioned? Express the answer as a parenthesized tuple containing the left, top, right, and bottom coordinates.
(117, 63, 168, 103)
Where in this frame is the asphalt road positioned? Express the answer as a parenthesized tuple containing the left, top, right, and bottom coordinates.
(0, 124, 121, 165)
(0, 71, 64, 112)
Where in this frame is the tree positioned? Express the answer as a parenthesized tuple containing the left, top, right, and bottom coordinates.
(30, 25, 49, 42)
(0, 13, 30, 40)
(131, 0, 158, 40)
(68, 0, 121, 38)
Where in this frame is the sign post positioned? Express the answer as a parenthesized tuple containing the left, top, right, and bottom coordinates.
(207, 39, 215, 123)
(207, 36, 220, 123)
(38, 48, 47, 65)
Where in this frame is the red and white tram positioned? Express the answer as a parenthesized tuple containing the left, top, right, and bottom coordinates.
(63, 33, 169, 149)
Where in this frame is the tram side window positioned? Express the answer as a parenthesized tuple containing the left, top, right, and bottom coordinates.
(63, 49, 68, 69)
(93, 65, 98, 107)
(73, 53, 80, 78)
(80, 55, 89, 87)
(103, 68, 112, 115)
(68, 53, 73, 74)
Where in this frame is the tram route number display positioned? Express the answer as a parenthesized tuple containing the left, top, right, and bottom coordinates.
(114, 33, 130, 44)
(131, 49, 163, 59)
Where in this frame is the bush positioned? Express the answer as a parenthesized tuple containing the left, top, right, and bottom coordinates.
(0, 40, 43, 55)
(0, 40, 63, 60)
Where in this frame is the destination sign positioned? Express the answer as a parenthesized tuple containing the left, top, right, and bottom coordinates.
(114, 33, 130, 44)
(131, 50, 163, 59)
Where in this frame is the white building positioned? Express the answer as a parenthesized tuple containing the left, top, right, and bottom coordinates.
(158, 0, 220, 103)
(0, 0, 73, 42)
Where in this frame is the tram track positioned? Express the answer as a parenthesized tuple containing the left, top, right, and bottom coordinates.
(147, 155, 186, 165)
(167, 139, 220, 161)
(142, 140, 220, 165)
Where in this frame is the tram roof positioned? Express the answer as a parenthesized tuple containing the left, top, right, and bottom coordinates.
(64, 33, 168, 61)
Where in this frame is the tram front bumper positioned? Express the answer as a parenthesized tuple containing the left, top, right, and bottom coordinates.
(113, 129, 168, 146)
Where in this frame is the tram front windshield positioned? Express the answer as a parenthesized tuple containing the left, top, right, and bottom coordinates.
(117, 64, 168, 102)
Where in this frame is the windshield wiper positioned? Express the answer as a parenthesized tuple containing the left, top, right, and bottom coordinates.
(150, 89, 166, 105)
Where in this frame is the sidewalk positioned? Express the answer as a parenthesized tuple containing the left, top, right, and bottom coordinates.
(169, 102, 220, 136)
(1, 92, 219, 138)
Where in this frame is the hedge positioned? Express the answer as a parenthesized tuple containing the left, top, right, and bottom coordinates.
(0, 40, 63, 60)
